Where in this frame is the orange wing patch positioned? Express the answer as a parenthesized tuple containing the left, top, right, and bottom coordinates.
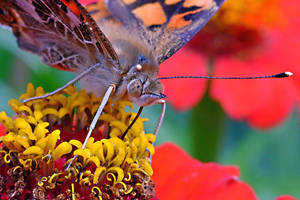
(167, 11, 197, 29)
(183, 0, 216, 8)
(85, 1, 111, 22)
(132, 2, 167, 27)
(123, 0, 137, 4)
(165, 0, 182, 5)
(168, 0, 217, 29)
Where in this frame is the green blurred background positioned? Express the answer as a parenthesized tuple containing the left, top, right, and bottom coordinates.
(0, 27, 299, 199)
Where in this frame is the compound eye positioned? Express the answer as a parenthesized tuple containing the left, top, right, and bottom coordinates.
(128, 79, 143, 98)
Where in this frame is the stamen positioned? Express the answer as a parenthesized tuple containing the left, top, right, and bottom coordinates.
(71, 183, 75, 200)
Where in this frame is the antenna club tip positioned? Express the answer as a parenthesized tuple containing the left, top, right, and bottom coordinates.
(285, 72, 293, 77)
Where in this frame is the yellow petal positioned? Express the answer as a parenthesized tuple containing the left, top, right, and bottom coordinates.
(23, 146, 44, 156)
(0, 112, 13, 129)
(87, 156, 100, 167)
(20, 83, 35, 100)
(34, 122, 49, 140)
(74, 149, 91, 160)
(117, 101, 133, 110)
(139, 159, 153, 176)
(2, 132, 15, 143)
(18, 105, 32, 115)
(102, 139, 114, 161)
(99, 114, 115, 122)
(8, 99, 22, 113)
(109, 128, 122, 138)
(51, 142, 72, 160)
(36, 137, 48, 150)
(146, 134, 156, 143)
(130, 144, 138, 161)
(58, 108, 70, 118)
(86, 137, 95, 149)
(42, 108, 58, 117)
(34, 111, 44, 122)
(63, 85, 77, 95)
(110, 121, 127, 133)
(16, 135, 30, 149)
(36, 87, 45, 96)
(110, 147, 125, 167)
(93, 166, 106, 184)
(27, 116, 37, 125)
(146, 143, 155, 155)
(45, 130, 60, 152)
(14, 118, 36, 140)
(50, 94, 67, 106)
(106, 167, 124, 184)
(94, 141, 105, 163)
(69, 140, 82, 149)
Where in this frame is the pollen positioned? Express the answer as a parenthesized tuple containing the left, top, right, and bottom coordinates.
(0, 83, 155, 199)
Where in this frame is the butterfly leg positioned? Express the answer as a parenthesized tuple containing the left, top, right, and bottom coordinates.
(120, 106, 144, 140)
(66, 85, 115, 170)
(154, 100, 166, 137)
(23, 63, 100, 103)
(149, 100, 166, 163)
(121, 100, 165, 140)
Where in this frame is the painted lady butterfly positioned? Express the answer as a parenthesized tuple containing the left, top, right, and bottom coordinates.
(0, 0, 224, 148)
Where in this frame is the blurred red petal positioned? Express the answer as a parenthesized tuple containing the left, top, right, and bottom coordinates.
(79, 0, 97, 5)
(0, 124, 5, 147)
(159, 48, 207, 110)
(210, 57, 296, 129)
(0, 124, 5, 136)
(152, 143, 257, 200)
(207, 181, 257, 200)
(209, 0, 300, 129)
(276, 195, 298, 200)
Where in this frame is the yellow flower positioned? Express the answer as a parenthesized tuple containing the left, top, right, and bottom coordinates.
(0, 83, 155, 199)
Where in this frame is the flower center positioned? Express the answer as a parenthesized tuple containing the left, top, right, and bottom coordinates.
(0, 83, 155, 199)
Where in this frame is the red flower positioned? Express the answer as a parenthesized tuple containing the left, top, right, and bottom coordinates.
(152, 143, 297, 200)
(159, 0, 300, 129)
(276, 195, 298, 200)
(0, 124, 5, 147)
(0, 124, 5, 135)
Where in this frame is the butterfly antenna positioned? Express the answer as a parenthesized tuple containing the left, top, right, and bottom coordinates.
(157, 72, 293, 80)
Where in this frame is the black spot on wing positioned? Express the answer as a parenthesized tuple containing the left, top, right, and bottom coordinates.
(178, 5, 202, 14)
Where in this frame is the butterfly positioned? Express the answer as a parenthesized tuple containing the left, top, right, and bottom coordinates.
(0, 0, 225, 150)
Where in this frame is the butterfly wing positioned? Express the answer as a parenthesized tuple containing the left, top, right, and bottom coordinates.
(0, 0, 119, 71)
(90, 0, 224, 64)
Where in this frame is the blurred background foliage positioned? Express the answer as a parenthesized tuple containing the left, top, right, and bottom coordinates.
(0, 21, 299, 200)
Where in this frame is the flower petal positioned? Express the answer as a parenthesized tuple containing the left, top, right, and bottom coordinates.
(276, 195, 298, 200)
(51, 142, 72, 161)
(0, 124, 6, 136)
(152, 143, 257, 200)
(210, 58, 296, 129)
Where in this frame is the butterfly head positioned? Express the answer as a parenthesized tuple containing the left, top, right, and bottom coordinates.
(127, 76, 165, 106)
(126, 55, 166, 106)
